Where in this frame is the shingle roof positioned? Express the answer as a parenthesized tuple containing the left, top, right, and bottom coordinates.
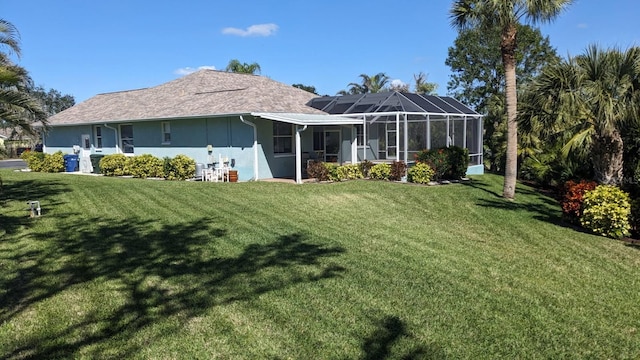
(48, 70, 326, 126)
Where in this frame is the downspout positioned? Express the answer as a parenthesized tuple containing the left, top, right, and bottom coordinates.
(104, 124, 120, 153)
(240, 116, 259, 180)
(295, 125, 308, 184)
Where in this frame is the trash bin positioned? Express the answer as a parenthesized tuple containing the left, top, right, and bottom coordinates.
(63, 154, 79, 172)
(90, 154, 105, 174)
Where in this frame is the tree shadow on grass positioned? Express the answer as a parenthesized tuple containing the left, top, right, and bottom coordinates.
(1, 215, 346, 359)
(359, 316, 446, 360)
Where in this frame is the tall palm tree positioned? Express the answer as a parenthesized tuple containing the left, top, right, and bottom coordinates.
(450, 0, 572, 199)
(225, 59, 261, 74)
(520, 45, 640, 184)
(1, 18, 46, 135)
(413, 72, 438, 95)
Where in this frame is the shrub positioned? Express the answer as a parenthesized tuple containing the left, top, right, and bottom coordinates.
(389, 161, 406, 181)
(561, 180, 597, 223)
(307, 160, 329, 181)
(408, 162, 435, 184)
(415, 146, 469, 180)
(580, 185, 631, 239)
(369, 163, 391, 180)
(337, 164, 364, 180)
(324, 163, 340, 182)
(21, 150, 45, 172)
(41, 151, 65, 173)
(630, 197, 640, 237)
(164, 155, 195, 180)
(100, 154, 130, 176)
(129, 154, 164, 179)
(359, 160, 374, 178)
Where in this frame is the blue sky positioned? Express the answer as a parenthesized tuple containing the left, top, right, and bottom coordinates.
(5, 0, 639, 103)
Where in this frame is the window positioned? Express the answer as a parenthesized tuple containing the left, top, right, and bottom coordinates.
(355, 124, 364, 147)
(161, 122, 171, 144)
(120, 124, 134, 154)
(94, 126, 103, 149)
(273, 122, 293, 154)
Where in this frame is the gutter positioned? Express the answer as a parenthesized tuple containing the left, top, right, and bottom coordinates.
(239, 116, 259, 180)
(103, 124, 120, 153)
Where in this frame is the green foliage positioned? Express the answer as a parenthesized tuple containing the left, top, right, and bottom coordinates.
(561, 180, 598, 223)
(306, 160, 329, 181)
(336, 164, 364, 180)
(41, 151, 64, 173)
(408, 162, 435, 184)
(99, 154, 130, 176)
(369, 163, 391, 180)
(129, 154, 164, 179)
(580, 185, 631, 239)
(164, 155, 196, 181)
(415, 146, 468, 180)
(324, 163, 340, 182)
(21, 150, 44, 172)
(389, 161, 406, 181)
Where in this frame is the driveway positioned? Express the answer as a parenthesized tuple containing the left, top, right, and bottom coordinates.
(0, 159, 27, 169)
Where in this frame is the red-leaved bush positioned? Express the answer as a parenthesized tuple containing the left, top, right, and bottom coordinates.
(561, 180, 598, 223)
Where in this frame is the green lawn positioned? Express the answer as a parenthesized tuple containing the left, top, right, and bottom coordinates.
(0, 170, 638, 359)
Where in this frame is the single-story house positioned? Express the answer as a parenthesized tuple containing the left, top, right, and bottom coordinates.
(45, 70, 482, 182)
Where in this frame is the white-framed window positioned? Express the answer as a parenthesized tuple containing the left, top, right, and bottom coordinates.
(273, 122, 293, 154)
(94, 125, 103, 149)
(161, 122, 171, 144)
(355, 124, 365, 147)
(120, 124, 134, 154)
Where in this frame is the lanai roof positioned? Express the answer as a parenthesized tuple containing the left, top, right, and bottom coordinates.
(47, 70, 327, 126)
(307, 92, 480, 116)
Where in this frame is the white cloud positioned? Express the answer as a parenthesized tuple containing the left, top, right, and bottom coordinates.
(174, 65, 216, 75)
(391, 79, 406, 87)
(222, 23, 278, 37)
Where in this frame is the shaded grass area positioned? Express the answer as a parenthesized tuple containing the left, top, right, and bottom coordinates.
(0, 171, 638, 359)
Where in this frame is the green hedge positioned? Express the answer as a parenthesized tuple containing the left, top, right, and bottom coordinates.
(414, 146, 469, 180)
(100, 154, 195, 180)
(408, 162, 435, 184)
(21, 151, 64, 173)
(580, 185, 631, 239)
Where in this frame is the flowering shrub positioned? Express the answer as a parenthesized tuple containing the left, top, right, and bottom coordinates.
(369, 163, 391, 180)
(324, 163, 340, 182)
(21, 151, 64, 172)
(415, 146, 468, 180)
(337, 164, 364, 180)
(561, 180, 597, 223)
(580, 185, 631, 239)
(407, 162, 435, 184)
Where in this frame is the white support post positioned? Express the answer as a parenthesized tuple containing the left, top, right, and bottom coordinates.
(363, 115, 367, 161)
(403, 113, 409, 164)
(395, 113, 400, 162)
(351, 125, 357, 164)
(426, 114, 431, 150)
(295, 125, 307, 184)
(446, 115, 451, 147)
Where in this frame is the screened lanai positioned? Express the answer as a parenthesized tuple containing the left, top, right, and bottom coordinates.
(307, 91, 484, 174)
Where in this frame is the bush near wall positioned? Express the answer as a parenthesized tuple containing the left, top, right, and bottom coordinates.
(415, 146, 469, 180)
(580, 185, 631, 239)
(408, 162, 435, 184)
(389, 161, 406, 181)
(307, 160, 329, 181)
(100, 154, 130, 176)
(369, 163, 391, 180)
(337, 164, 364, 180)
(164, 155, 196, 180)
(129, 154, 164, 179)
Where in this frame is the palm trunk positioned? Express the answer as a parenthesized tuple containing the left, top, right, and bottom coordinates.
(501, 24, 518, 199)
(593, 131, 624, 184)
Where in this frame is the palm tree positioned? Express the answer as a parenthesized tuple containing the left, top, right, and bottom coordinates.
(520, 45, 640, 184)
(413, 72, 438, 95)
(450, 0, 573, 199)
(1, 19, 46, 136)
(338, 73, 390, 95)
(225, 59, 261, 74)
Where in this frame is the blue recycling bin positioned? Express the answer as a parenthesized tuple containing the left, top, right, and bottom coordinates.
(63, 154, 79, 172)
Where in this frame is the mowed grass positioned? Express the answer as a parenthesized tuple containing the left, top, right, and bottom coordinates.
(0, 170, 638, 359)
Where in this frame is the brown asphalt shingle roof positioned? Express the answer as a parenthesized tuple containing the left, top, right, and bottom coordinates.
(47, 70, 326, 126)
